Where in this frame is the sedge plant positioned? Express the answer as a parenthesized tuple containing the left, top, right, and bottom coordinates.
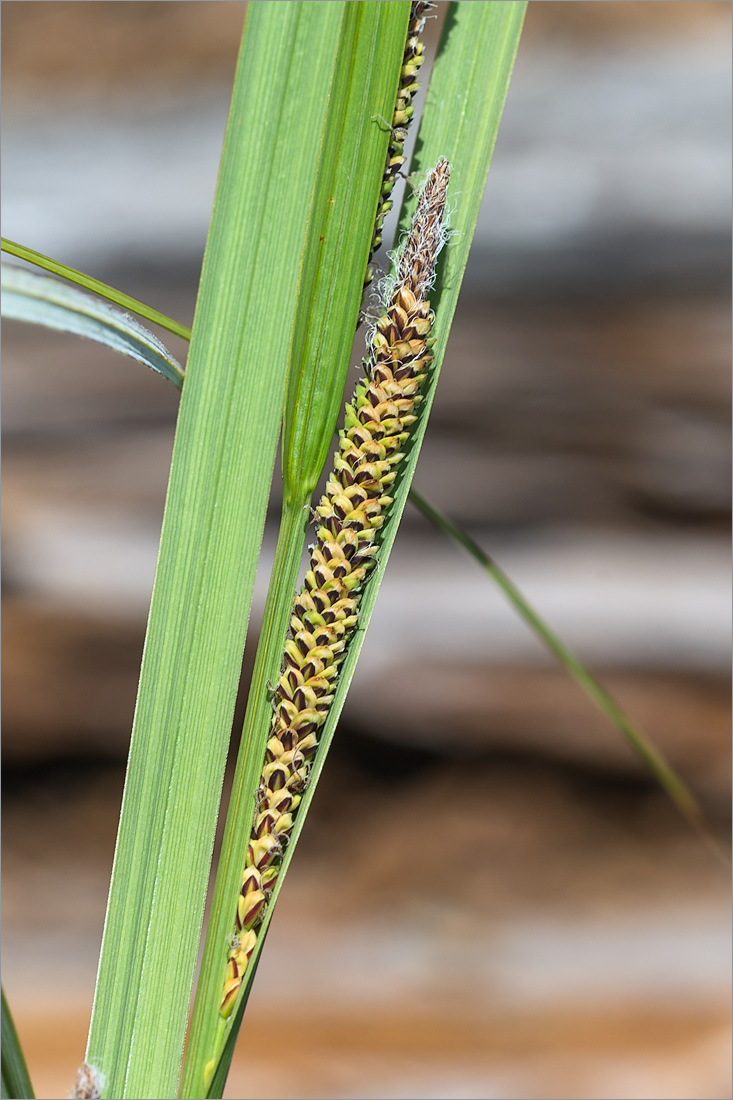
(1, 4, 716, 1098)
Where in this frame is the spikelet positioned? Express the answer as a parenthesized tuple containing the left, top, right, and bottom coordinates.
(365, 1, 433, 281)
(219, 157, 450, 1019)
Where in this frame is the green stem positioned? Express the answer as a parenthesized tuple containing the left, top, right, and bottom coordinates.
(409, 488, 727, 862)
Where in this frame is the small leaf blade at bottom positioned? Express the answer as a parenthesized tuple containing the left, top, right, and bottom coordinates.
(1, 988, 34, 1100)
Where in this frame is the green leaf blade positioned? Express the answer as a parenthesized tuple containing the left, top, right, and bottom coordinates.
(85, 4, 353, 1097)
(283, 1, 412, 503)
(180, 5, 413, 1095)
(1, 988, 34, 1100)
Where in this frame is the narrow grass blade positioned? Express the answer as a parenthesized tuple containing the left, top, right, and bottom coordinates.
(1, 262, 184, 388)
(1, 237, 192, 341)
(408, 489, 722, 848)
(180, 6, 414, 1095)
(282, 2, 412, 503)
(1, 988, 34, 1100)
(196, 2, 529, 1086)
(85, 5, 352, 1097)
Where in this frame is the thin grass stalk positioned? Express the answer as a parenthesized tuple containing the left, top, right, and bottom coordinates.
(409, 489, 728, 861)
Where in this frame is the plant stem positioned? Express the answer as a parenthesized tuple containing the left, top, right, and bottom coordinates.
(409, 488, 728, 863)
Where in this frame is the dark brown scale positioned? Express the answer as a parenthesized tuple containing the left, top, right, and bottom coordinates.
(314, 564, 333, 587)
(255, 812, 275, 839)
(279, 729, 297, 752)
(366, 383, 385, 406)
(292, 717, 318, 739)
(337, 532, 360, 556)
(264, 765, 287, 792)
(272, 704, 292, 730)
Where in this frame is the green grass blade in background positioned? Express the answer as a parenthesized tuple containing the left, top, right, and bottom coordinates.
(407, 489, 720, 844)
(85, 5, 350, 1097)
(180, 6, 413, 1095)
(197, 1, 528, 1085)
(1, 237, 192, 341)
(1, 988, 34, 1100)
(1, 263, 185, 388)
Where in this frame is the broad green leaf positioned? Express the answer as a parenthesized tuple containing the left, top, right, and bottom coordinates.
(180, 6, 413, 1096)
(85, 4, 353, 1097)
(1, 262, 184, 388)
(1, 988, 34, 1100)
(1, 237, 192, 341)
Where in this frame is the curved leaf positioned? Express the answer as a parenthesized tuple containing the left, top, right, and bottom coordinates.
(1, 262, 184, 389)
(1, 237, 192, 341)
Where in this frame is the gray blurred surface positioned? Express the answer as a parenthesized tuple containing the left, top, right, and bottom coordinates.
(2, 4, 731, 1099)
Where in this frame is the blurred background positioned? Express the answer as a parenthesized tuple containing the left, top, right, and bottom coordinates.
(2, 3, 731, 1098)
